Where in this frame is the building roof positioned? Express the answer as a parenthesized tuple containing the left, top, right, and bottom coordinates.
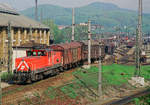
(0, 3, 18, 15)
(0, 3, 49, 29)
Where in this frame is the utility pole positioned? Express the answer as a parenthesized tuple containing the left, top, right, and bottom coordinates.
(138, 0, 142, 48)
(135, 0, 143, 76)
(7, 22, 12, 73)
(135, 28, 140, 76)
(0, 72, 1, 105)
(35, 0, 38, 21)
(72, 8, 75, 41)
(98, 30, 102, 97)
(88, 20, 91, 65)
(0, 69, 1, 105)
(30, 25, 32, 41)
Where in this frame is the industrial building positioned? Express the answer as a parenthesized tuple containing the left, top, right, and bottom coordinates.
(0, 4, 50, 72)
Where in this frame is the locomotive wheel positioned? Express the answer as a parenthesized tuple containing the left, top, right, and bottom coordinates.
(69, 64, 72, 69)
(36, 74, 43, 80)
(63, 65, 67, 70)
(40, 74, 44, 80)
(75, 63, 78, 67)
(59, 67, 64, 72)
(30, 74, 37, 82)
(72, 63, 76, 68)
(51, 69, 59, 76)
(75, 62, 78, 67)
(55, 69, 60, 75)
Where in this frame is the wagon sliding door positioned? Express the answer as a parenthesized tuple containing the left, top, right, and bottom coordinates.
(72, 48, 78, 63)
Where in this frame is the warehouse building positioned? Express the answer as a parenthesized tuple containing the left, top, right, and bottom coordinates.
(0, 4, 50, 72)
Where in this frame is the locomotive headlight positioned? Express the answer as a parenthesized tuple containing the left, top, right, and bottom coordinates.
(21, 66, 25, 70)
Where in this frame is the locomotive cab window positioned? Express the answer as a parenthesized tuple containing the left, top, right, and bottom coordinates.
(39, 51, 46, 56)
(27, 51, 33, 56)
(37, 52, 42, 56)
(33, 52, 37, 56)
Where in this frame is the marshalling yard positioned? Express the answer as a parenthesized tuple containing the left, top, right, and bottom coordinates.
(0, 0, 150, 105)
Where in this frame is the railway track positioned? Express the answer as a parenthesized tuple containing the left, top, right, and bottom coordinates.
(2, 68, 78, 105)
(2, 67, 77, 93)
(102, 88, 150, 105)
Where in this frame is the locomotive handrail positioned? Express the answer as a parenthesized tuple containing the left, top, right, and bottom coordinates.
(27, 62, 34, 71)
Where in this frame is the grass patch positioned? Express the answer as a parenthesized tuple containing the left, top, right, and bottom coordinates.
(2, 86, 25, 97)
(102, 64, 135, 86)
(61, 84, 78, 99)
(44, 64, 150, 100)
(73, 64, 150, 87)
(45, 84, 80, 99)
(134, 94, 150, 105)
(44, 87, 58, 99)
(140, 66, 150, 80)
(73, 66, 99, 89)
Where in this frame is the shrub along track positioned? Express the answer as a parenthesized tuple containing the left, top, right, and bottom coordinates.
(2, 68, 78, 105)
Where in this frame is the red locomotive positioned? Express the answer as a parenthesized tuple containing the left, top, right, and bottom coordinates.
(14, 41, 105, 83)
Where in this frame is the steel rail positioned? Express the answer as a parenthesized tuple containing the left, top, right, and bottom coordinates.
(102, 88, 150, 105)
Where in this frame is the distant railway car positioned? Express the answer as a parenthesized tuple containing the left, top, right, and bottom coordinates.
(127, 41, 135, 48)
(105, 44, 115, 55)
(81, 40, 105, 61)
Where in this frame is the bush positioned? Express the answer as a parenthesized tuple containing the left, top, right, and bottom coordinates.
(134, 94, 150, 105)
(1, 72, 13, 82)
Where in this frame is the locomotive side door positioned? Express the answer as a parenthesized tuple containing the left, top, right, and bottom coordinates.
(48, 51, 51, 65)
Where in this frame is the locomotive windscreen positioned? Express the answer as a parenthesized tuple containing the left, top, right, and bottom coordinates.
(27, 51, 33, 56)
(27, 50, 46, 56)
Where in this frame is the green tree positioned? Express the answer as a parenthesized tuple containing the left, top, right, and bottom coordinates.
(61, 25, 88, 42)
(43, 19, 64, 44)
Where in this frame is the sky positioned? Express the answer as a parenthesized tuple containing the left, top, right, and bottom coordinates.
(0, 0, 150, 13)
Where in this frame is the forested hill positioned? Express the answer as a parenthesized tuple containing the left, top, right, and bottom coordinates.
(20, 2, 150, 33)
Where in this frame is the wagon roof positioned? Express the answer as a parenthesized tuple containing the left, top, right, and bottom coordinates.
(51, 41, 82, 50)
(82, 40, 99, 45)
